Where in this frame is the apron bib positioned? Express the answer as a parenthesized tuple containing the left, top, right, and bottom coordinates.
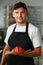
(7, 22, 35, 65)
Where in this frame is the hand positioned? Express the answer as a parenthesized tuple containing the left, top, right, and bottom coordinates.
(5, 51, 12, 55)
(0, 63, 1, 65)
(0, 50, 3, 53)
(19, 49, 31, 57)
(19, 51, 27, 57)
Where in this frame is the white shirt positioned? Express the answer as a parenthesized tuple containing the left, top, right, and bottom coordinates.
(4, 23, 41, 48)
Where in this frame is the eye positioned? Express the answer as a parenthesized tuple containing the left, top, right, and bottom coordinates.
(16, 12, 18, 14)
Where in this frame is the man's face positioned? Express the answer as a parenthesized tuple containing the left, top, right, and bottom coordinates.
(12, 7, 28, 23)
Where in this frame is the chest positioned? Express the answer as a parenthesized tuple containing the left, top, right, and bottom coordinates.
(8, 31, 34, 51)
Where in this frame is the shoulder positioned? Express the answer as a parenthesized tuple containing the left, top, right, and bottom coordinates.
(29, 23, 38, 30)
(28, 23, 39, 40)
(7, 23, 16, 32)
(6, 23, 16, 36)
(28, 23, 39, 33)
(8, 23, 16, 30)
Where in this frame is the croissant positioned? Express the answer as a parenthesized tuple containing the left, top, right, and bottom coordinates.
(5, 46, 24, 55)
(12, 46, 24, 54)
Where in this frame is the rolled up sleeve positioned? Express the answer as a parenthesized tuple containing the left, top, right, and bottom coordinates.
(32, 28, 41, 48)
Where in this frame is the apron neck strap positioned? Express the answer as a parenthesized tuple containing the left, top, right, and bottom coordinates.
(13, 22, 29, 33)
(26, 22, 28, 33)
(13, 24, 16, 32)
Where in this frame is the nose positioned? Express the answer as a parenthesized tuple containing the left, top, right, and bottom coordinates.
(19, 13, 22, 17)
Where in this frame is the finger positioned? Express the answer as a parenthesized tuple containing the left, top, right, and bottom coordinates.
(5, 51, 12, 55)
(0, 50, 3, 53)
(24, 49, 31, 54)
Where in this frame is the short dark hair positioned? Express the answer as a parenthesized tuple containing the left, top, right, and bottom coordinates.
(13, 2, 27, 10)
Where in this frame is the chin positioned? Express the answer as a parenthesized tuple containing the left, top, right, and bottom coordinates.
(17, 20, 25, 23)
(18, 22, 24, 24)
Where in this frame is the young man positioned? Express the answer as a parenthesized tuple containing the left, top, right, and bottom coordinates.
(1, 2, 41, 65)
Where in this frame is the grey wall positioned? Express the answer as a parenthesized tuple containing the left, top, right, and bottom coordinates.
(0, 7, 5, 28)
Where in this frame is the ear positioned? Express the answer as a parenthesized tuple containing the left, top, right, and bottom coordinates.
(27, 12, 29, 16)
(12, 11, 15, 18)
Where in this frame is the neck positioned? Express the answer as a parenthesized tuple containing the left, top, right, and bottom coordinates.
(16, 22, 27, 26)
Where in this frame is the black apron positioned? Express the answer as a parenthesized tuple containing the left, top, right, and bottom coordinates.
(7, 22, 35, 65)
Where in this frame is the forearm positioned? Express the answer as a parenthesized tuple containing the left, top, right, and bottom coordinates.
(1, 51, 8, 65)
(21, 47, 41, 57)
(25, 49, 41, 57)
(1, 44, 10, 65)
